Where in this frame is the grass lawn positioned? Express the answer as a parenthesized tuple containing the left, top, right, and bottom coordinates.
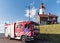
(35, 24, 60, 42)
(40, 24, 60, 34)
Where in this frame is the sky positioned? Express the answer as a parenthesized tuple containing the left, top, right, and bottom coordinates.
(0, 0, 60, 33)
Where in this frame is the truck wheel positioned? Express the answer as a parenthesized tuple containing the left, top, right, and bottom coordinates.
(21, 36, 26, 42)
(36, 35, 40, 40)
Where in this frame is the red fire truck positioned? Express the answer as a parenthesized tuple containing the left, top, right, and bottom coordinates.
(5, 21, 40, 42)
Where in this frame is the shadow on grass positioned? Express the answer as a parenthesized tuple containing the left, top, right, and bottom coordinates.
(25, 34, 60, 43)
(25, 39, 57, 43)
(39, 33, 60, 42)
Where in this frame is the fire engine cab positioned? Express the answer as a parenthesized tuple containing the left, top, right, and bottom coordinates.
(5, 21, 40, 42)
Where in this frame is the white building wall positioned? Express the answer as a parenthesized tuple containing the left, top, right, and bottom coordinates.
(39, 9, 44, 14)
(41, 21, 47, 25)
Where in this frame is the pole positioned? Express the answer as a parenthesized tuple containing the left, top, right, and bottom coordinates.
(28, 6, 30, 21)
(27, 5, 31, 21)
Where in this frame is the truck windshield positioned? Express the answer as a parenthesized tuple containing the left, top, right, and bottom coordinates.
(25, 24, 30, 29)
(17, 24, 22, 28)
(31, 21, 39, 30)
(32, 24, 39, 30)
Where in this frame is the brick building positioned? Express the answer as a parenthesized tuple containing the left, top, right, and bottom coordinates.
(36, 3, 58, 25)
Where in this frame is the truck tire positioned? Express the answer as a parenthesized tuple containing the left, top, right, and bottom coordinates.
(21, 36, 26, 42)
(36, 34, 40, 40)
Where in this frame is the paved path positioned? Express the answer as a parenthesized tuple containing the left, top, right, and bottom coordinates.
(0, 37, 58, 43)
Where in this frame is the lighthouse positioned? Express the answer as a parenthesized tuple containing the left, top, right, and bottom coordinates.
(37, 3, 58, 25)
(39, 3, 45, 14)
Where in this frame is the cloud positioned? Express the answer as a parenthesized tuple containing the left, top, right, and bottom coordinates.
(5, 21, 10, 24)
(57, 0, 60, 3)
(32, 17, 36, 21)
(25, 9, 30, 17)
(0, 24, 4, 26)
(0, 24, 4, 33)
(25, 7, 37, 18)
(30, 1, 34, 5)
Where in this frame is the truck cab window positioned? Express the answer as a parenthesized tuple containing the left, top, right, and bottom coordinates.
(25, 24, 30, 29)
(17, 24, 22, 28)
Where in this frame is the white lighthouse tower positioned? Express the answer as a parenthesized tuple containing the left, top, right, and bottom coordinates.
(39, 3, 45, 14)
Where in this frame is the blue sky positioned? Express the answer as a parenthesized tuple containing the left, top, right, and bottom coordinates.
(0, 0, 60, 33)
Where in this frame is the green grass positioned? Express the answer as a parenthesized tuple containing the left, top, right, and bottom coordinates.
(35, 24, 60, 42)
(40, 24, 60, 34)
(39, 34, 60, 42)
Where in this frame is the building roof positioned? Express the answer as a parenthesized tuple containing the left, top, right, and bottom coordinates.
(38, 14, 58, 17)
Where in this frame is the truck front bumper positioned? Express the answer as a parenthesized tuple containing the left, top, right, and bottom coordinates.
(26, 36, 34, 41)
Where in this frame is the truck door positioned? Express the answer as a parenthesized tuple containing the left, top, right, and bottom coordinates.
(15, 23, 22, 36)
(24, 23, 33, 36)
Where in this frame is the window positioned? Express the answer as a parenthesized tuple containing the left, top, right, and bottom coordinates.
(25, 24, 30, 29)
(17, 24, 22, 28)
